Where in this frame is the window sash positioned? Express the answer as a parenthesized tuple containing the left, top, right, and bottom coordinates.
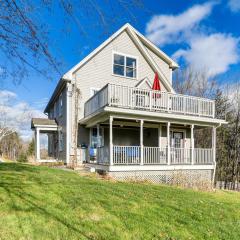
(113, 53, 137, 78)
(90, 128, 104, 147)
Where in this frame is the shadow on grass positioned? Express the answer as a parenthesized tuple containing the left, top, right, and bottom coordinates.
(0, 163, 93, 239)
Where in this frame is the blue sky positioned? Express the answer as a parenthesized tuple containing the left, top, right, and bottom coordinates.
(1, 0, 240, 140)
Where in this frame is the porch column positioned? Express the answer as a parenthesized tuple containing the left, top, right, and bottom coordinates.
(140, 119, 144, 165)
(191, 124, 195, 165)
(158, 125, 161, 148)
(109, 116, 113, 165)
(167, 122, 171, 165)
(212, 126, 216, 164)
(36, 128, 40, 160)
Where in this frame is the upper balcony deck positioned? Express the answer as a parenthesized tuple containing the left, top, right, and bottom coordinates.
(84, 83, 216, 120)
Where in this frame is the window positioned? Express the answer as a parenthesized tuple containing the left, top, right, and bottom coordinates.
(59, 131, 64, 151)
(113, 53, 137, 78)
(90, 127, 104, 148)
(59, 93, 63, 116)
(171, 131, 185, 148)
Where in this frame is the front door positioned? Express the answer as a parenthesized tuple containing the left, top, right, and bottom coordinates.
(172, 132, 184, 148)
(171, 131, 184, 164)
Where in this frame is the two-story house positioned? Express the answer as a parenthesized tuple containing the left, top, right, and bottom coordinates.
(31, 23, 226, 185)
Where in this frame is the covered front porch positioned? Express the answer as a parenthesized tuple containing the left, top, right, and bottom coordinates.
(31, 118, 59, 163)
(83, 115, 217, 169)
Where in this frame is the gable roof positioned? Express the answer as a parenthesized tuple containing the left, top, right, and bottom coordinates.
(63, 23, 178, 93)
(135, 77, 152, 89)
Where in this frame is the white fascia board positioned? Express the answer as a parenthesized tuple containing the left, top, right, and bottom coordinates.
(63, 23, 131, 79)
(126, 26, 174, 93)
(62, 23, 178, 91)
(135, 77, 152, 89)
(108, 164, 214, 172)
(133, 27, 179, 69)
(79, 106, 227, 127)
(104, 106, 227, 126)
(33, 125, 58, 129)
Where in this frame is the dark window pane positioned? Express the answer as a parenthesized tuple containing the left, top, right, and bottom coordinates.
(92, 128, 97, 137)
(114, 65, 124, 76)
(114, 54, 124, 65)
(126, 67, 136, 78)
(126, 57, 136, 68)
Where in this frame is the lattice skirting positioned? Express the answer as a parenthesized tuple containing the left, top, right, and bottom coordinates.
(108, 170, 213, 188)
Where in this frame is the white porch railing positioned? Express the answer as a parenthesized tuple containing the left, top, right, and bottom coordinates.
(170, 148, 191, 164)
(110, 146, 213, 166)
(84, 84, 215, 118)
(143, 147, 167, 164)
(113, 146, 140, 165)
(194, 148, 213, 164)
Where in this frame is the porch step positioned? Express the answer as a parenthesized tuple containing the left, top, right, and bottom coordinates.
(74, 164, 93, 173)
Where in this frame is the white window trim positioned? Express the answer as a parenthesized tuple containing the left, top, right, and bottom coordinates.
(112, 51, 138, 80)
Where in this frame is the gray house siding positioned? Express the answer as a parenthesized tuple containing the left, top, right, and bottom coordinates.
(47, 86, 68, 162)
(73, 30, 172, 120)
(144, 43, 173, 85)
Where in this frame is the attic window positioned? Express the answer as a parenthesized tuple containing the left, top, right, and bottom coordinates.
(113, 53, 137, 78)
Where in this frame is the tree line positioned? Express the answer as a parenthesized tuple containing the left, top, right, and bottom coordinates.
(174, 68, 240, 190)
(0, 133, 34, 162)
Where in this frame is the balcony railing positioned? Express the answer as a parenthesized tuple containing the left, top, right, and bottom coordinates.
(95, 146, 214, 165)
(84, 84, 215, 118)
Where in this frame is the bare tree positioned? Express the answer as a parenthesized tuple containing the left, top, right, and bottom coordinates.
(174, 67, 240, 190)
(0, 90, 33, 142)
(174, 67, 217, 98)
(0, 0, 144, 84)
(173, 67, 218, 148)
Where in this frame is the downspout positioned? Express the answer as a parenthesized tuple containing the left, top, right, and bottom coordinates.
(212, 123, 222, 187)
(66, 82, 72, 165)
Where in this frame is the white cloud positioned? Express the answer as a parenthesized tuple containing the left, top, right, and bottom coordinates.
(145, 2, 240, 77)
(145, 2, 215, 46)
(0, 90, 45, 141)
(33, 97, 49, 109)
(0, 90, 17, 103)
(228, 0, 240, 12)
(173, 33, 239, 76)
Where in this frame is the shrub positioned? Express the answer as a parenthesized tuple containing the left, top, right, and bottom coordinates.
(17, 153, 27, 162)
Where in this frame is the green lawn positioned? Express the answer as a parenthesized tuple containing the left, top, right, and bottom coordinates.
(0, 163, 239, 240)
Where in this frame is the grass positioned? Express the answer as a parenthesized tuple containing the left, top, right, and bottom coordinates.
(0, 163, 240, 240)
